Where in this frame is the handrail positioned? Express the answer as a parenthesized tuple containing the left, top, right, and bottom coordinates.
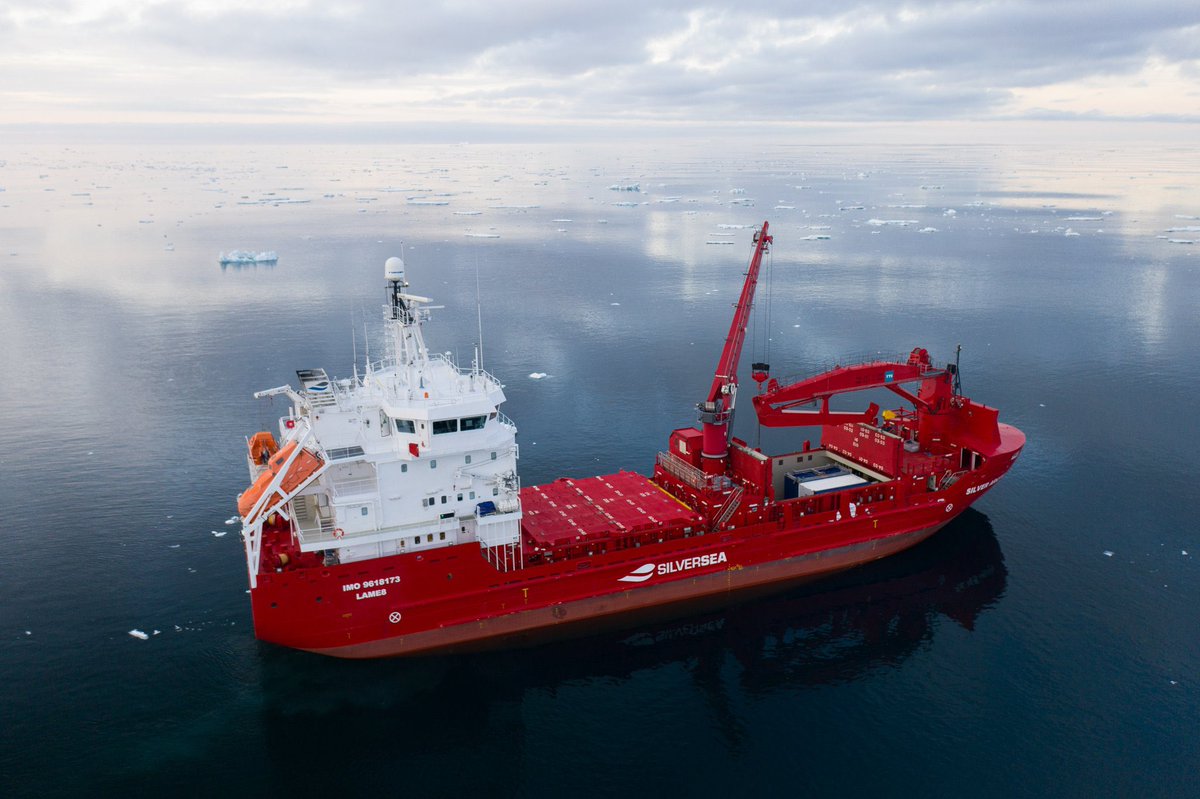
(655, 451, 731, 492)
(714, 484, 744, 529)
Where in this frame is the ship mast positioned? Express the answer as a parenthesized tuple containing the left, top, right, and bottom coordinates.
(697, 220, 771, 474)
(384, 255, 431, 371)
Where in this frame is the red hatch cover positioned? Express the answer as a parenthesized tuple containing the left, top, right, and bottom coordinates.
(521, 471, 702, 549)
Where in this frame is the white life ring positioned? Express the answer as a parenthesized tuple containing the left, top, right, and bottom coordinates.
(333, 527, 345, 539)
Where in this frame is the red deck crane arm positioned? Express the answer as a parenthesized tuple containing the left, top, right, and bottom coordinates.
(751, 349, 949, 428)
(707, 221, 772, 405)
(698, 222, 772, 469)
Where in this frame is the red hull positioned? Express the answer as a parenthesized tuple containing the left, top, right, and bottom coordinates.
(249, 430, 1020, 658)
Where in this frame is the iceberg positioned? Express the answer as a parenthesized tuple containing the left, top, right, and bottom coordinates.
(220, 250, 277, 265)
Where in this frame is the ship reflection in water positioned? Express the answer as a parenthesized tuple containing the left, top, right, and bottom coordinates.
(258, 508, 1006, 718)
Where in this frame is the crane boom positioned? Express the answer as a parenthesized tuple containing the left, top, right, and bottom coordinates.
(697, 221, 772, 473)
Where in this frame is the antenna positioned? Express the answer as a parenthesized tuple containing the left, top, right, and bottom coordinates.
(352, 307, 359, 382)
(475, 250, 484, 373)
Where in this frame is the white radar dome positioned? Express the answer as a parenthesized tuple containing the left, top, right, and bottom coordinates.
(385, 256, 405, 282)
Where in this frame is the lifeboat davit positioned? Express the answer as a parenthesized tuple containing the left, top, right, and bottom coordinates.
(237, 441, 324, 523)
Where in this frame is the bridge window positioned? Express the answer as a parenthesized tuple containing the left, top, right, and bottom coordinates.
(460, 415, 486, 431)
(394, 419, 415, 434)
(432, 419, 458, 435)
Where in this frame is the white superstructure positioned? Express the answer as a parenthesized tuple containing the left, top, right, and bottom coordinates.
(239, 256, 522, 587)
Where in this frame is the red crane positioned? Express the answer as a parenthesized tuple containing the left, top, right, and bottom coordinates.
(698, 220, 772, 473)
(751, 347, 952, 429)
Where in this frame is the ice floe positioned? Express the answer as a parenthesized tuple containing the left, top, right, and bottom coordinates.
(454, 210, 482, 216)
(225, 516, 239, 525)
(220, 250, 277, 265)
(211, 530, 227, 537)
(867, 219, 919, 227)
(529, 372, 549, 379)
(129, 629, 149, 640)
(609, 184, 640, 192)
(465, 233, 500, 238)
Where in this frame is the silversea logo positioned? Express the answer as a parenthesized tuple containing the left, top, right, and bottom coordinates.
(618, 551, 728, 583)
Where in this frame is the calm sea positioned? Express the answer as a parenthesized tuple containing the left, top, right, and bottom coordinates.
(1, 139, 1197, 797)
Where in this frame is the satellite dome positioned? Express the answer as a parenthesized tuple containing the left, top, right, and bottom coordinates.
(385, 256, 405, 282)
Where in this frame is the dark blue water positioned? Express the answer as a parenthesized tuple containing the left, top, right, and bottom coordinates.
(2, 140, 1198, 796)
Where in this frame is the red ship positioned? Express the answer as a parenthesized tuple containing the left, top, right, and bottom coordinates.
(236, 221, 1024, 658)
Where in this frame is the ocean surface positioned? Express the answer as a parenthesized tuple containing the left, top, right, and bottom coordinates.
(2, 138, 1197, 797)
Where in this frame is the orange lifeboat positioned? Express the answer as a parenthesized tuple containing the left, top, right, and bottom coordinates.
(247, 431, 278, 466)
(238, 441, 324, 523)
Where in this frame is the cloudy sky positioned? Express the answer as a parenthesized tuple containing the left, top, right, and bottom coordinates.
(2, 0, 1198, 135)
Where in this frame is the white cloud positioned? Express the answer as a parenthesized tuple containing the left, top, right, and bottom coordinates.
(0, 0, 1198, 129)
